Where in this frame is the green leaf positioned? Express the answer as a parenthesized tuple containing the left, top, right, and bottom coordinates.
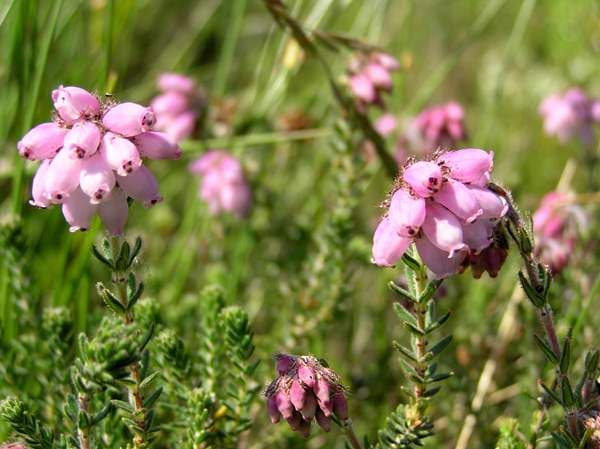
(561, 376, 574, 408)
(129, 237, 142, 266)
(418, 279, 443, 304)
(533, 334, 559, 364)
(540, 381, 562, 405)
(389, 281, 417, 303)
(393, 302, 417, 326)
(143, 387, 163, 409)
(92, 244, 113, 269)
(97, 283, 126, 314)
(560, 334, 571, 373)
(401, 253, 421, 272)
(393, 341, 419, 363)
(518, 271, 545, 307)
(429, 335, 452, 357)
(116, 241, 131, 272)
(425, 311, 451, 334)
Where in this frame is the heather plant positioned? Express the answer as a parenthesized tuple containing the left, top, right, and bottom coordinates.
(1, 1, 599, 449)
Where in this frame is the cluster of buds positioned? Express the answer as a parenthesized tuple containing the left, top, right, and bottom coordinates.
(372, 149, 509, 278)
(189, 150, 251, 217)
(265, 354, 348, 438)
(539, 88, 600, 146)
(151, 73, 203, 142)
(347, 52, 400, 110)
(532, 192, 586, 273)
(582, 411, 600, 449)
(18, 86, 181, 235)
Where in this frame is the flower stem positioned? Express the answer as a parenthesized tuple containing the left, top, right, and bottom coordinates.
(342, 419, 363, 449)
(77, 393, 90, 449)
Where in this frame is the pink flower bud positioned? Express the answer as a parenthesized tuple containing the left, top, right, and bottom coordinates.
(591, 101, 600, 123)
(63, 121, 101, 159)
(101, 132, 142, 176)
(297, 363, 316, 387)
(61, 187, 98, 232)
(462, 219, 493, 254)
(388, 189, 426, 237)
(315, 409, 331, 431)
(373, 52, 400, 71)
(150, 91, 189, 117)
(275, 391, 294, 420)
(29, 160, 52, 208)
(52, 86, 100, 123)
(422, 202, 467, 256)
(437, 149, 493, 184)
(132, 132, 182, 160)
(415, 235, 467, 279)
(79, 153, 116, 204)
(98, 188, 129, 236)
(45, 149, 83, 203)
(466, 185, 508, 219)
(157, 73, 196, 95)
(332, 392, 348, 420)
(349, 73, 376, 104)
(267, 395, 281, 424)
(117, 165, 162, 207)
(165, 111, 197, 142)
(289, 380, 306, 411)
(403, 161, 443, 197)
(301, 391, 317, 420)
(276, 354, 295, 376)
(375, 114, 397, 136)
(314, 378, 331, 409)
(371, 218, 412, 266)
(102, 102, 156, 137)
(433, 179, 483, 222)
(17, 122, 68, 160)
(364, 63, 392, 90)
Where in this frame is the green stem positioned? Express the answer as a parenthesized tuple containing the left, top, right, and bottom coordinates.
(342, 419, 363, 449)
(77, 393, 90, 449)
(214, 0, 247, 97)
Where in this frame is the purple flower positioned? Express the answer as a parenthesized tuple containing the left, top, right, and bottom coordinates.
(372, 149, 508, 278)
(18, 85, 181, 235)
(265, 354, 349, 438)
(189, 150, 252, 217)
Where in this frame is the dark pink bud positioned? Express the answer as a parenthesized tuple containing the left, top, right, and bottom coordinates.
(388, 188, 426, 237)
(18, 122, 68, 160)
(45, 149, 83, 203)
(63, 121, 101, 159)
(29, 160, 52, 208)
(433, 179, 483, 222)
(415, 235, 467, 279)
(276, 354, 295, 376)
(61, 187, 98, 232)
(437, 149, 494, 184)
(297, 363, 316, 387)
(98, 188, 128, 236)
(315, 409, 331, 431)
(117, 165, 162, 208)
(102, 102, 156, 137)
(267, 395, 281, 424)
(403, 161, 443, 197)
(466, 185, 508, 219)
(79, 153, 116, 204)
(314, 378, 331, 409)
(132, 132, 182, 160)
(301, 391, 317, 420)
(101, 132, 142, 176)
(275, 390, 294, 420)
(371, 218, 412, 267)
(52, 86, 100, 123)
(422, 202, 467, 257)
(332, 392, 348, 420)
(289, 380, 306, 411)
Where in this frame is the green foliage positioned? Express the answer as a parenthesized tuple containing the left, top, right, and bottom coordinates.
(495, 418, 526, 449)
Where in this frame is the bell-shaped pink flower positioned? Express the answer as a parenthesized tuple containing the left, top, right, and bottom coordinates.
(332, 392, 349, 420)
(117, 165, 162, 207)
(371, 218, 412, 266)
(375, 114, 397, 136)
(422, 202, 467, 256)
(388, 188, 426, 237)
(466, 185, 508, 219)
(290, 380, 306, 411)
(101, 132, 142, 176)
(132, 132, 182, 160)
(349, 73, 376, 104)
(437, 148, 493, 184)
(45, 149, 83, 203)
(163, 111, 197, 142)
(276, 354, 295, 376)
(98, 188, 128, 236)
(315, 409, 331, 431)
(63, 121, 101, 159)
(364, 63, 392, 91)
(61, 187, 97, 232)
(462, 219, 493, 254)
(301, 392, 317, 420)
(102, 102, 156, 137)
(150, 91, 189, 117)
(415, 235, 466, 279)
(267, 395, 281, 424)
(52, 86, 100, 123)
(275, 391, 294, 420)
(433, 179, 482, 222)
(298, 363, 316, 388)
(403, 161, 443, 197)
(157, 73, 197, 95)
(29, 159, 52, 208)
(373, 52, 401, 71)
(17, 122, 68, 160)
(79, 153, 116, 203)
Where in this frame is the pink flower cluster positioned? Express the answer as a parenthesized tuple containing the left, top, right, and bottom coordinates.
(265, 354, 348, 438)
(539, 88, 600, 146)
(18, 86, 181, 235)
(372, 149, 509, 278)
(151, 73, 202, 142)
(412, 101, 467, 151)
(189, 150, 251, 217)
(533, 192, 586, 273)
(348, 52, 400, 109)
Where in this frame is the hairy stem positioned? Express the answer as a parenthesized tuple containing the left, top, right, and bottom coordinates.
(342, 420, 363, 449)
(77, 393, 90, 449)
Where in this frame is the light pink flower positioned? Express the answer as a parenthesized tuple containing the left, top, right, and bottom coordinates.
(117, 165, 162, 208)
(403, 161, 443, 197)
(29, 159, 52, 208)
(52, 86, 100, 123)
(62, 187, 98, 232)
(347, 52, 399, 108)
(132, 132, 182, 160)
(79, 153, 116, 204)
(349, 73, 376, 104)
(433, 178, 482, 222)
(45, 148, 83, 203)
(371, 217, 412, 266)
(437, 148, 493, 184)
(63, 121, 101, 159)
(101, 132, 142, 176)
(158, 73, 197, 95)
(411, 101, 467, 152)
(388, 189, 426, 237)
(102, 102, 156, 137)
(17, 122, 68, 160)
(375, 114, 397, 137)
